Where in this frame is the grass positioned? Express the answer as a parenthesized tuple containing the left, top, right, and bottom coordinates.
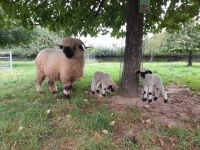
(0, 61, 200, 150)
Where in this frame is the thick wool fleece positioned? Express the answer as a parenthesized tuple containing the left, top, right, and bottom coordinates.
(35, 48, 84, 82)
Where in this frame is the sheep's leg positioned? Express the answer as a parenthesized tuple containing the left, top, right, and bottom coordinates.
(154, 88, 160, 100)
(148, 86, 153, 103)
(35, 73, 45, 93)
(143, 86, 148, 101)
(48, 80, 58, 94)
(63, 83, 72, 99)
(160, 85, 168, 103)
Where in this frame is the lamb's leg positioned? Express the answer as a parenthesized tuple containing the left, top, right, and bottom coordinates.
(154, 88, 160, 100)
(48, 80, 58, 94)
(101, 83, 107, 96)
(62, 82, 72, 99)
(143, 86, 148, 101)
(91, 80, 97, 94)
(160, 85, 168, 103)
(35, 72, 45, 93)
(96, 82, 101, 94)
(148, 86, 153, 103)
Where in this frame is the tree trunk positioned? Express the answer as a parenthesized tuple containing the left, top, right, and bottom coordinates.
(150, 53, 154, 62)
(120, 0, 144, 97)
(188, 51, 192, 66)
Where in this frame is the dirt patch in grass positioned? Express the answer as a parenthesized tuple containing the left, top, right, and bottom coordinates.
(107, 84, 200, 149)
(109, 84, 200, 128)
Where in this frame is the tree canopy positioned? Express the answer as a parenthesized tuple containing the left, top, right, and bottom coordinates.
(0, 1, 199, 36)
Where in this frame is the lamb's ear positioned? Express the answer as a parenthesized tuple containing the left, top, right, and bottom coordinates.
(147, 70, 152, 74)
(136, 70, 140, 74)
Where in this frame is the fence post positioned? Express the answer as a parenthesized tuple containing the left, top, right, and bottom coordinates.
(9, 51, 13, 69)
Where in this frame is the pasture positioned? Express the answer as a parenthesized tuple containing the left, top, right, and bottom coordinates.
(0, 61, 200, 150)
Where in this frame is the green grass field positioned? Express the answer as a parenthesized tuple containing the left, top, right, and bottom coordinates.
(0, 61, 200, 150)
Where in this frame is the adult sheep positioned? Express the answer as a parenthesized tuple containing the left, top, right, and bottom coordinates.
(35, 37, 85, 99)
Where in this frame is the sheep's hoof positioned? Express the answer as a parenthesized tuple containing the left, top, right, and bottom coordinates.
(64, 95, 70, 99)
(102, 93, 106, 97)
(154, 97, 158, 100)
(96, 90, 99, 93)
(164, 99, 168, 103)
(148, 99, 152, 103)
(143, 98, 147, 101)
(92, 91, 95, 94)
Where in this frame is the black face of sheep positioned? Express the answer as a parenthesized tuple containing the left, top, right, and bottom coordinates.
(61, 46, 75, 58)
(136, 70, 152, 78)
(60, 44, 85, 59)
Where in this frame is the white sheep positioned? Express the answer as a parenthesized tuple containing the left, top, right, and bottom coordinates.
(136, 68, 168, 103)
(91, 71, 118, 96)
(35, 37, 85, 99)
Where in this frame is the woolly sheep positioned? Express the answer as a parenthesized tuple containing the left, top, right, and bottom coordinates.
(91, 71, 118, 96)
(35, 37, 85, 99)
(136, 68, 168, 103)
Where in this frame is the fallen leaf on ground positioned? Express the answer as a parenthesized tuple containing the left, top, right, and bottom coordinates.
(109, 121, 115, 126)
(159, 138, 165, 147)
(150, 135, 157, 144)
(94, 132, 101, 139)
(102, 129, 108, 134)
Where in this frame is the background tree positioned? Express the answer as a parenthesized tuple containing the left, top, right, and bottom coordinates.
(166, 23, 200, 66)
(0, 27, 33, 47)
(144, 33, 168, 61)
(0, 0, 199, 97)
(0, 27, 62, 57)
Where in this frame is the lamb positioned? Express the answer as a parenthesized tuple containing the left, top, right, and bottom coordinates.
(136, 68, 168, 103)
(91, 71, 118, 96)
(35, 37, 85, 99)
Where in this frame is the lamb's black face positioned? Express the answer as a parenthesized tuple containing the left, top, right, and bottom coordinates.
(62, 46, 75, 58)
(136, 70, 152, 78)
(107, 85, 114, 92)
(140, 72, 147, 78)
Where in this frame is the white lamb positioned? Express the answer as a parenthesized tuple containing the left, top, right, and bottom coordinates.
(91, 71, 118, 96)
(35, 37, 86, 99)
(136, 68, 168, 103)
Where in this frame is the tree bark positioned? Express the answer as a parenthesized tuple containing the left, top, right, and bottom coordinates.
(188, 51, 192, 66)
(120, 0, 144, 97)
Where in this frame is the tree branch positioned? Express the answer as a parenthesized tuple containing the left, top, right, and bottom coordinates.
(94, 0, 104, 17)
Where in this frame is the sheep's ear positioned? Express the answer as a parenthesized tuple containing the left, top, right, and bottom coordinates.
(136, 70, 140, 74)
(79, 44, 84, 51)
(147, 70, 152, 74)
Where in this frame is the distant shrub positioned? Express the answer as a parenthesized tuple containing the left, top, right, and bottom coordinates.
(88, 47, 123, 58)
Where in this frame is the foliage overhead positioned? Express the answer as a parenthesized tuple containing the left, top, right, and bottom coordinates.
(0, 0, 199, 37)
